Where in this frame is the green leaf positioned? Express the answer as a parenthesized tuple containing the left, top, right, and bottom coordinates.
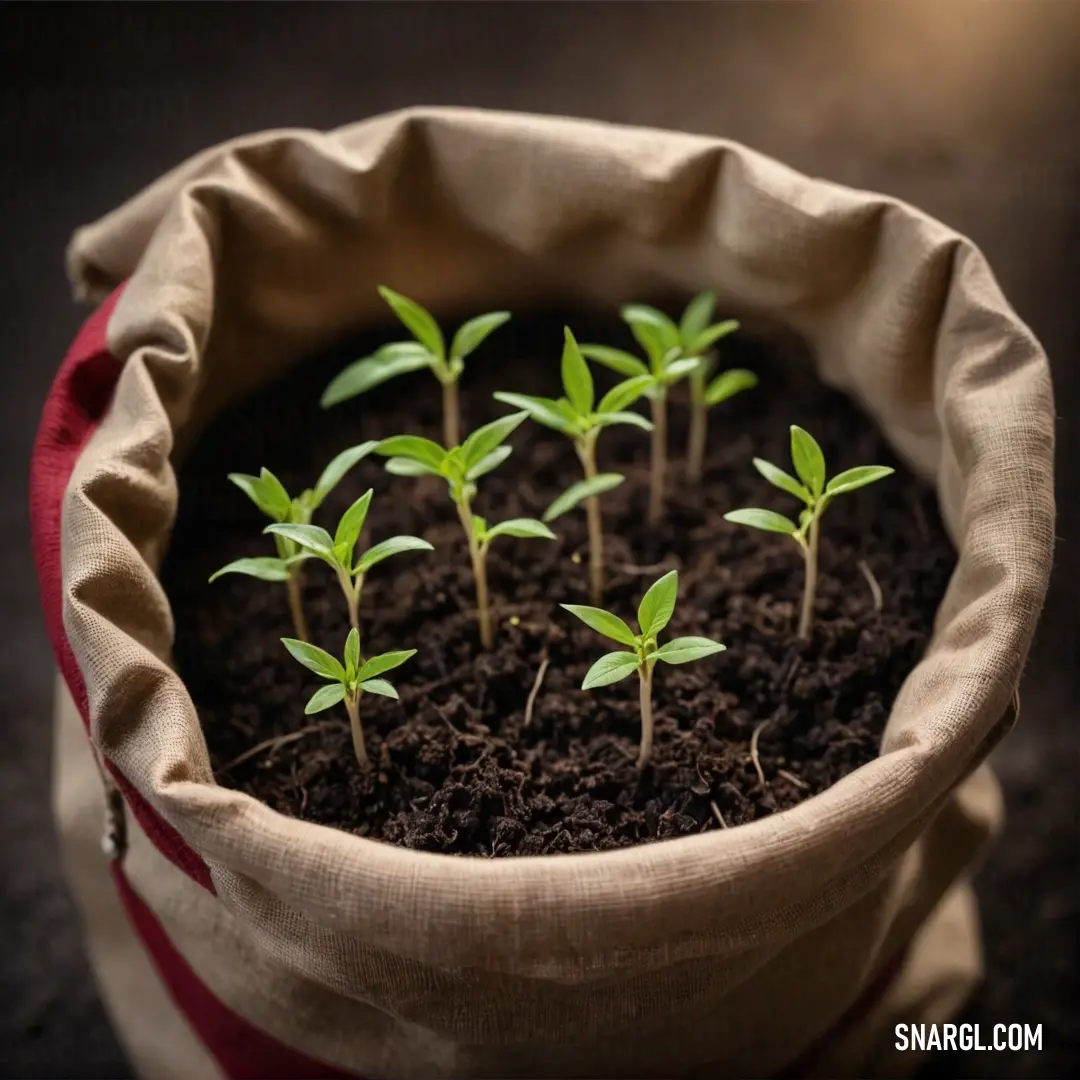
(385, 457, 441, 478)
(357, 649, 417, 681)
(264, 523, 336, 560)
(227, 473, 279, 520)
(484, 518, 556, 541)
(659, 357, 701, 385)
(753, 458, 812, 504)
(825, 465, 896, 496)
(334, 489, 373, 553)
(597, 373, 655, 414)
(465, 445, 513, 481)
(621, 313, 668, 368)
(543, 473, 625, 521)
(354, 535, 433, 573)
(581, 651, 640, 690)
(790, 426, 826, 496)
(281, 638, 346, 682)
(255, 469, 292, 521)
(637, 569, 678, 637)
(492, 391, 580, 436)
(377, 286, 445, 359)
(305, 683, 346, 714)
(471, 514, 488, 541)
(344, 627, 360, 678)
(578, 344, 649, 378)
(723, 508, 798, 535)
(688, 319, 739, 355)
(460, 411, 528, 468)
(450, 311, 511, 362)
(319, 344, 433, 408)
(704, 368, 758, 407)
(652, 636, 727, 665)
(559, 604, 638, 647)
(311, 442, 378, 507)
(561, 327, 594, 416)
(359, 678, 399, 699)
(375, 435, 447, 472)
(208, 557, 292, 584)
(591, 410, 653, 431)
(679, 291, 717, 344)
(622, 304, 680, 352)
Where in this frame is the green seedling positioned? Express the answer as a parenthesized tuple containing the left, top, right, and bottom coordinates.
(320, 286, 510, 448)
(581, 294, 749, 511)
(724, 425, 894, 641)
(373, 412, 553, 649)
(265, 489, 432, 638)
(494, 327, 653, 605)
(561, 570, 725, 768)
(281, 628, 414, 770)
(209, 443, 377, 641)
(677, 292, 751, 482)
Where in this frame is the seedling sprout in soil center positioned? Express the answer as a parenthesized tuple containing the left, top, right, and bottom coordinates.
(580, 293, 753, 518)
(320, 286, 510, 448)
(562, 570, 726, 769)
(208, 443, 377, 640)
(264, 489, 432, 638)
(372, 412, 553, 649)
(495, 327, 652, 605)
(725, 425, 894, 641)
(282, 628, 415, 770)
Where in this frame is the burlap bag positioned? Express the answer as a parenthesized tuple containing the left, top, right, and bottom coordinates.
(35, 108, 1054, 1079)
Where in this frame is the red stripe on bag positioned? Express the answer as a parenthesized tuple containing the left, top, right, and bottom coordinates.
(112, 862, 362, 1080)
(31, 286, 215, 893)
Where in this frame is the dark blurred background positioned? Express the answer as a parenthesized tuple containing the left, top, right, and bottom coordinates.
(1, 3, 1077, 1077)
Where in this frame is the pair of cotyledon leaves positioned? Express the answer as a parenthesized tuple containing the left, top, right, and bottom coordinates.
(209, 442, 379, 584)
(281, 627, 416, 715)
(580, 293, 756, 407)
(493, 328, 655, 523)
(321, 287, 511, 408)
(263, 487, 433, 582)
(725, 426, 894, 539)
(372, 411, 554, 543)
(562, 570, 726, 690)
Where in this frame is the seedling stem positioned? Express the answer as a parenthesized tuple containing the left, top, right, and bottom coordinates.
(799, 514, 820, 641)
(443, 379, 460, 448)
(455, 495, 494, 648)
(649, 390, 668, 524)
(343, 691, 368, 770)
(637, 663, 655, 769)
(286, 572, 308, 643)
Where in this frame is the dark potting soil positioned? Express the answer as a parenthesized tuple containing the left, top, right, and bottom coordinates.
(162, 311, 956, 857)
